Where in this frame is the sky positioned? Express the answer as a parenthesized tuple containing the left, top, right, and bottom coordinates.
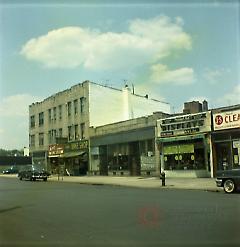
(0, 0, 240, 149)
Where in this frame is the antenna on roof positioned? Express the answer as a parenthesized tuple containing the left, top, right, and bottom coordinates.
(132, 84, 135, 94)
(123, 79, 128, 88)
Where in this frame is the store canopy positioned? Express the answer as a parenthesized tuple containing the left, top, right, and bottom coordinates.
(61, 151, 86, 158)
(156, 134, 205, 143)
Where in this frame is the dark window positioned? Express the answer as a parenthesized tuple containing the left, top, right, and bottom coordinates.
(80, 97, 86, 113)
(30, 115, 35, 128)
(80, 123, 85, 139)
(67, 102, 72, 117)
(30, 135, 35, 147)
(58, 105, 62, 120)
(39, 133, 44, 146)
(39, 112, 44, 126)
(74, 99, 78, 115)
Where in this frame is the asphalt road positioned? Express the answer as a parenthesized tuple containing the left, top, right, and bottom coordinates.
(0, 177, 239, 247)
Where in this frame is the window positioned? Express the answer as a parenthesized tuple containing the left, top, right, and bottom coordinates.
(39, 112, 44, 126)
(74, 125, 79, 140)
(48, 109, 52, 123)
(74, 99, 78, 115)
(59, 128, 63, 138)
(53, 107, 57, 121)
(39, 133, 44, 146)
(48, 131, 52, 144)
(58, 105, 62, 120)
(80, 123, 85, 139)
(67, 102, 72, 117)
(80, 97, 86, 113)
(30, 135, 35, 147)
(68, 126, 73, 141)
(30, 115, 35, 128)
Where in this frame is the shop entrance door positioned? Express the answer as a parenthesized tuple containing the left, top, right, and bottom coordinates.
(215, 142, 232, 170)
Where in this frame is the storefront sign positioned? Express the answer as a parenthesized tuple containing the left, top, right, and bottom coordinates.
(48, 144, 64, 157)
(163, 144, 194, 155)
(157, 111, 211, 137)
(213, 109, 240, 130)
(64, 140, 88, 152)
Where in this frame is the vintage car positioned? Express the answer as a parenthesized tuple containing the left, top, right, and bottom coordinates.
(216, 169, 240, 193)
(18, 165, 50, 181)
(2, 166, 19, 174)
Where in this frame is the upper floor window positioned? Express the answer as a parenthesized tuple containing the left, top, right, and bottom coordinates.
(30, 115, 35, 128)
(39, 112, 44, 126)
(58, 105, 62, 120)
(74, 125, 79, 140)
(67, 102, 72, 117)
(30, 135, 35, 147)
(68, 126, 73, 141)
(48, 109, 52, 123)
(74, 99, 78, 115)
(39, 133, 44, 146)
(80, 122, 85, 139)
(80, 97, 86, 113)
(53, 107, 57, 121)
(59, 128, 63, 138)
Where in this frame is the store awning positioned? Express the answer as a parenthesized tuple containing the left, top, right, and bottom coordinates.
(156, 134, 205, 143)
(61, 151, 86, 158)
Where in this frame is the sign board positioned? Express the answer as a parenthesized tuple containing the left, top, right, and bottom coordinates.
(213, 109, 240, 130)
(64, 140, 88, 152)
(157, 111, 211, 137)
(48, 144, 64, 157)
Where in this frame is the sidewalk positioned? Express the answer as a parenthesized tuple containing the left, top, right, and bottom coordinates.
(50, 175, 221, 192)
(0, 174, 221, 192)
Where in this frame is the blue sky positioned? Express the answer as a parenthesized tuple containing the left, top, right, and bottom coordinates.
(0, 0, 240, 149)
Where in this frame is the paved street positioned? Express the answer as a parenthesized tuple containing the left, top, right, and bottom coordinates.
(0, 177, 239, 247)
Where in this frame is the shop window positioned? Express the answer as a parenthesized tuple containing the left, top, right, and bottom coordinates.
(233, 147, 240, 169)
(163, 143, 205, 170)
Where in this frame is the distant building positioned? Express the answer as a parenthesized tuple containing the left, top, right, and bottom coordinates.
(183, 100, 208, 114)
(29, 81, 170, 174)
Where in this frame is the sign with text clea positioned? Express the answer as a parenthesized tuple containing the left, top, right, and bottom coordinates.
(213, 109, 240, 130)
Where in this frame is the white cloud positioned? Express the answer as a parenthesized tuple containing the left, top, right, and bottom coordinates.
(150, 64, 194, 85)
(222, 84, 240, 105)
(21, 16, 192, 71)
(0, 94, 42, 117)
(0, 128, 4, 134)
(203, 68, 231, 84)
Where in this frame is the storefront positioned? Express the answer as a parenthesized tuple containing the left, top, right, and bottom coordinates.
(90, 128, 156, 176)
(212, 107, 240, 174)
(48, 140, 89, 176)
(156, 111, 212, 177)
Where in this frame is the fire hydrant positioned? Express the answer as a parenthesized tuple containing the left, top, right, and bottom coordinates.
(160, 172, 166, 186)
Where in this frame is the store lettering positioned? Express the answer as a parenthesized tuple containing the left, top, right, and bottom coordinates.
(224, 114, 240, 123)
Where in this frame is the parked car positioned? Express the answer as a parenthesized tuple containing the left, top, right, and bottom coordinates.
(216, 169, 240, 193)
(18, 165, 50, 181)
(2, 166, 19, 174)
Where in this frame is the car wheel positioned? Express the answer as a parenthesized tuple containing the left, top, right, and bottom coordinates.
(223, 179, 235, 193)
(32, 177, 36, 181)
(43, 177, 47, 181)
(19, 176, 22, 180)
